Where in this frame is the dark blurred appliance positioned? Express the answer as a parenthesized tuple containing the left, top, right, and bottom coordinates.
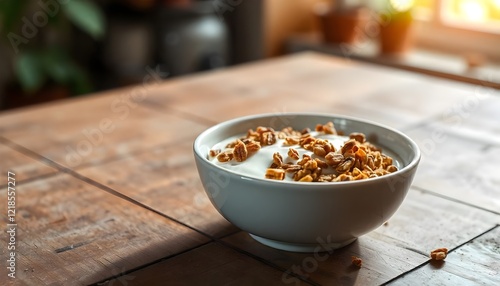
(156, 2, 229, 76)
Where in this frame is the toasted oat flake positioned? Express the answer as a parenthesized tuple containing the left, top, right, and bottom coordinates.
(351, 256, 362, 268)
(430, 248, 448, 261)
(233, 140, 248, 162)
(265, 168, 285, 180)
(325, 152, 344, 167)
(209, 149, 221, 157)
(246, 141, 261, 153)
(349, 132, 366, 143)
(217, 151, 233, 163)
(261, 131, 277, 146)
(313, 146, 327, 157)
(288, 148, 300, 160)
(211, 122, 398, 182)
(284, 137, 300, 146)
(272, 152, 283, 167)
(299, 175, 313, 182)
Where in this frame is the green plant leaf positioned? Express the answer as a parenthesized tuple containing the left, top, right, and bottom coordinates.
(15, 51, 46, 93)
(63, 0, 105, 40)
(0, 1, 26, 35)
(41, 48, 73, 84)
(39, 47, 93, 95)
(68, 66, 93, 95)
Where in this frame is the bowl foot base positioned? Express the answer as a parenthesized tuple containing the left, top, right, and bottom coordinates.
(249, 234, 357, 253)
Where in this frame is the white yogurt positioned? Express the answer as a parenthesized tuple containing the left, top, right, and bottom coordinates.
(209, 132, 349, 181)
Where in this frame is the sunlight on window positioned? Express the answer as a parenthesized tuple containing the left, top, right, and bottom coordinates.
(413, 0, 435, 20)
(458, 0, 487, 21)
(443, 0, 500, 32)
(390, 0, 415, 12)
(413, 0, 500, 26)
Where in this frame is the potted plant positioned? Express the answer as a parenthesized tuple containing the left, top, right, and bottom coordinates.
(0, 0, 105, 109)
(377, 0, 415, 55)
(314, 0, 370, 45)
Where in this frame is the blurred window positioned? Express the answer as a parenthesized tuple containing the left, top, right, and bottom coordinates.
(413, 0, 435, 19)
(442, 0, 500, 32)
(414, 0, 500, 33)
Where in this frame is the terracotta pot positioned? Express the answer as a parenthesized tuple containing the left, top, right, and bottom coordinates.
(316, 7, 370, 44)
(379, 18, 414, 55)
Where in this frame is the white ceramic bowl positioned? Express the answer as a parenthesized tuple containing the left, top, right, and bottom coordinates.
(193, 113, 420, 252)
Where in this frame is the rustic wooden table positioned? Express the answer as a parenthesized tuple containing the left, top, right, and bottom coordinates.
(1, 52, 499, 285)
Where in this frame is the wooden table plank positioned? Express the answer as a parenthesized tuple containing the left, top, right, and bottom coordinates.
(388, 226, 500, 285)
(308, 78, 476, 130)
(223, 231, 427, 286)
(0, 143, 58, 186)
(0, 174, 209, 285)
(374, 190, 499, 250)
(0, 51, 498, 285)
(439, 93, 500, 138)
(0, 92, 208, 170)
(430, 94, 500, 145)
(147, 52, 354, 95)
(142, 53, 475, 131)
(77, 140, 238, 238)
(407, 107, 500, 214)
(138, 53, 353, 122)
(142, 78, 323, 125)
(102, 243, 313, 286)
(220, 189, 499, 285)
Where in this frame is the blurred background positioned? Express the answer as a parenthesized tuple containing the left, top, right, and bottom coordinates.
(0, 0, 499, 110)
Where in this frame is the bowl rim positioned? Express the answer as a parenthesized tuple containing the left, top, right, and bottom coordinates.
(193, 112, 421, 186)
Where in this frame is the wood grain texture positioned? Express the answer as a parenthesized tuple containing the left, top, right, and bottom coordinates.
(140, 53, 350, 111)
(223, 231, 427, 286)
(221, 189, 499, 285)
(142, 53, 475, 130)
(408, 119, 500, 214)
(103, 243, 312, 286)
(0, 91, 208, 170)
(0, 143, 58, 186)
(306, 75, 476, 130)
(0, 174, 209, 285)
(0, 52, 498, 285)
(373, 190, 500, 251)
(77, 140, 238, 238)
(389, 226, 500, 285)
(439, 94, 500, 138)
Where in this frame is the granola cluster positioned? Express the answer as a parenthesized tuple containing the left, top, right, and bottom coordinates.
(351, 256, 363, 268)
(430, 248, 448, 261)
(210, 122, 398, 182)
